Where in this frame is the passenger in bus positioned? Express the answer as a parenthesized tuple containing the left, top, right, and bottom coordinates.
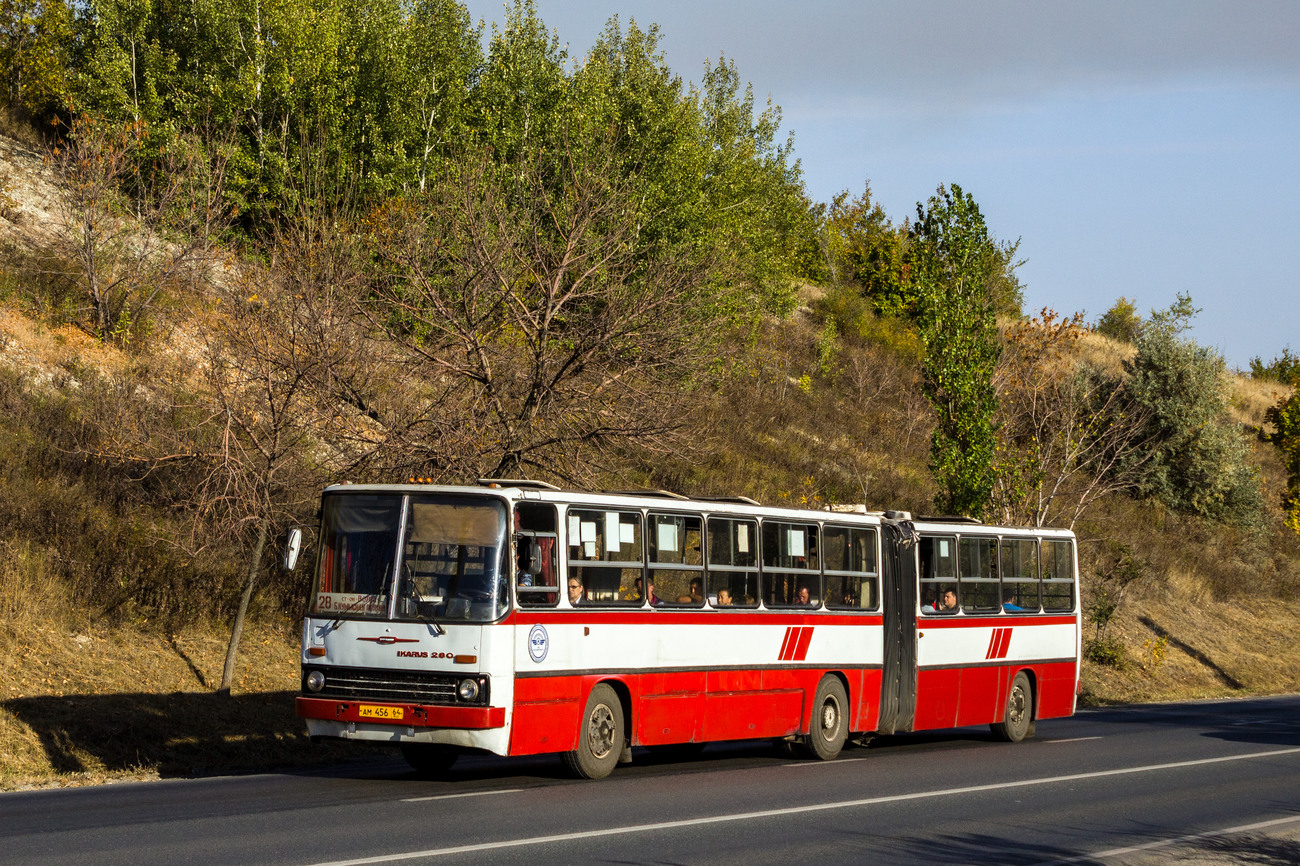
(567, 579, 584, 605)
(923, 588, 958, 613)
(689, 577, 704, 604)
(1002, 589, 1023, 612)
(794, 585, 812, 606)
(715, 588, 733, 606)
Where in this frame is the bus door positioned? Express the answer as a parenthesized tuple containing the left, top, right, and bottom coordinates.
(876, 520, 918, 734)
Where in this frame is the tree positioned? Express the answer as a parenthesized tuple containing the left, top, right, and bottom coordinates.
(49, 113, 230, 343)
(819, 182, 913, 317)
(363, 140, 721, 483)
(992, 309, 1159, 528)
(1263, 379, 1300, 534)
(1109, 295, 1264, 526)
(0, 0, 74, 121)
(911, 184, 1004, 517)
(1094, 296, 1142, 344)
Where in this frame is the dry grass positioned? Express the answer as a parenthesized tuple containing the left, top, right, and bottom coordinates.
(1075, 329, 1135, 376)
(0, 616, 374, 790)
(1080, 569, 1300, 705)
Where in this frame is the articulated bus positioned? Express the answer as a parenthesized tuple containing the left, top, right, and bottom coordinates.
(293, 480, 1081, 779)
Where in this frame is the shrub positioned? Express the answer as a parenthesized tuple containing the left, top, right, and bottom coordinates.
(1250, 347, 1300, 385)
(1108, 301, 1265, 527)
(1094, 297, 1142, 344)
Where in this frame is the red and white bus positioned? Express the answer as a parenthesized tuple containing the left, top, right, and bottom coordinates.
(294, 480, 1081, 778)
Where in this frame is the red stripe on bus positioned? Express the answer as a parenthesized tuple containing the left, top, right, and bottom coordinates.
(778, 627, 797, 661)
(985, 629, 1002, 660)
(792, 626, 814, 661)
(997, 627, 1013, 658)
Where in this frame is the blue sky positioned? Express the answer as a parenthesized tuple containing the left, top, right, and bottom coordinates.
(462, 0, 1299, 370)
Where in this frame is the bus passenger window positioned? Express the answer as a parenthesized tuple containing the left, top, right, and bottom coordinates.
(566, 508, 644, 605)
(707, 517, 759, 607)
(763, 521, 821, 607)
(999, 538, 1039, 613)
(919, 536, 958, 615)
(515, 503, 558, 608)
(649, 513, 705, 606)
(958, 537, 1000, 613)
(825, 525, 879, 611)
(1041, 539, 1076, 612)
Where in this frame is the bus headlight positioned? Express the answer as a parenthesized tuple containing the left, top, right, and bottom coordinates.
(306, 670, 326, 693)
(456, 679, 480, 702)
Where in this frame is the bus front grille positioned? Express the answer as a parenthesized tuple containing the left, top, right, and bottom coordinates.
(303, 665, 484, 705)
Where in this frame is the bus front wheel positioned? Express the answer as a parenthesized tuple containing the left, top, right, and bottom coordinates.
(799, 676, 848, 761)
(991, 672, 1034, 743)
(563, 684, 625, 780)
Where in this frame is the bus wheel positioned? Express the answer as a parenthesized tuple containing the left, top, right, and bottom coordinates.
(563, 684, 624, 780)
(991, 672, 1034, 743)
(799, 676, 848, 760)
(400, 744, 459, 776)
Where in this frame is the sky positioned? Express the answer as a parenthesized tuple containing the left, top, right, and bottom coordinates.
(461, 0, 1299, 370)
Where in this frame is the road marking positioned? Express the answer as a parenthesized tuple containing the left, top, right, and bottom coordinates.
(401, 788, 523, 804)
(784, 757, 872, 767)
(1030, 814, 1300, 864)
(1048, 736, 1103, 743)
(303, 746, 1300, 866)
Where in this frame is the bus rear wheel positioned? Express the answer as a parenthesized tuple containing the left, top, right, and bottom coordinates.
(400, 744, 459, 776)
(991, 672, 1034, 743)
(563, 684, 624, 780)
(798, 676, 848, 760)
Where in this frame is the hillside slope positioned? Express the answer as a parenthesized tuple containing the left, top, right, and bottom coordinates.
(1, 128, 1298, 790)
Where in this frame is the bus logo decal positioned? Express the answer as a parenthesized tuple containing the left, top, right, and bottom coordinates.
(779, 626, 814, 662)
(986, 627, 1013, 660)
(528, 624, 549, 663)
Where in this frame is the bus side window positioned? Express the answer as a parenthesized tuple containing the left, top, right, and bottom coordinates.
(919, 535, 957, 614)
(707, 517, 758, 607)
(567, 509, 644, 605)
(515, 503, 558, 608)
(825, 525, 878, 611)
(1041, 539, 1076, 611)
(999, 537, 1040, 613)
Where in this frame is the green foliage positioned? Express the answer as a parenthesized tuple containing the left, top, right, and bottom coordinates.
(1250, 347, 1300, 385)
(1094, 296, 1142, 344)
(1264, 383, 1300, 534)
(1115, 296, 1264, 526)
(912, 183, 1002, 518)
(0, 0, 74, 121)
(820, 182, 915, 318)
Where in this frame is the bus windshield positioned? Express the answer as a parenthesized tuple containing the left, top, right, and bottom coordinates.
(394, 496, 508, 623)
(309, 493, 508, 623)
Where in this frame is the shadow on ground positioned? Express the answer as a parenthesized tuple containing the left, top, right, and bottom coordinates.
(3, 690, 377, 779)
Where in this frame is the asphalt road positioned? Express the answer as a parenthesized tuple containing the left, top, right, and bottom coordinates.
(2, 695, 1299, 865)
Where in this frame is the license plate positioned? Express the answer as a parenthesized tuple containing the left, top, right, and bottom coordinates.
(357, 704, 405, 720)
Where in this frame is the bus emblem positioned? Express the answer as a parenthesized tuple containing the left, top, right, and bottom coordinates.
(528, 624, 549, 663)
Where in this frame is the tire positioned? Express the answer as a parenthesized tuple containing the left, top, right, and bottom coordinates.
(562, 684, 625, 780)
(400, 743, 459, 776)
(798, 676, 849, 761)
(991, 672, 1034, 743)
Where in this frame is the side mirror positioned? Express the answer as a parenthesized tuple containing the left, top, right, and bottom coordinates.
(283, 527, 303, 571)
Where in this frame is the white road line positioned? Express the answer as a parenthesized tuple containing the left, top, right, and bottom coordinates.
(304, 746, 1300, 866)
(1031, 814, 1300, 865)
(1048, 736, 1103, 743)
(783, 757, 872, 767)
(401, 788, 524, 804)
